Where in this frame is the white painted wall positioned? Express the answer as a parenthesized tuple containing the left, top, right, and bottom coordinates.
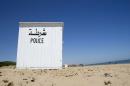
(17, 23, 63, 69)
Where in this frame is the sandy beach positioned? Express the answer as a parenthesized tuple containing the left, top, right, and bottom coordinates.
(0, 64, 130, 86)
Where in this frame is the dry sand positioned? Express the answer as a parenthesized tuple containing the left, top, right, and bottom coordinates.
(0, 64, 130, 86)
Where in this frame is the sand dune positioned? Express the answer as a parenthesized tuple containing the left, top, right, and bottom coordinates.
(0, 64, 130, 86)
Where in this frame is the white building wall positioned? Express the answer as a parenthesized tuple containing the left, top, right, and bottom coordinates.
(17, 22, 63, 69)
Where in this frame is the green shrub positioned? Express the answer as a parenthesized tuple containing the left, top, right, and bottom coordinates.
(0, 61, 16, 67)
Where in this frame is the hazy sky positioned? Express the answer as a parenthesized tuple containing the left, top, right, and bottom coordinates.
(0, 0, 130, 64)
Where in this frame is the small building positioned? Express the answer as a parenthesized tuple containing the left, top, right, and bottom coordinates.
(63, 64, 68, 68)
(17, 22, 64, 69)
